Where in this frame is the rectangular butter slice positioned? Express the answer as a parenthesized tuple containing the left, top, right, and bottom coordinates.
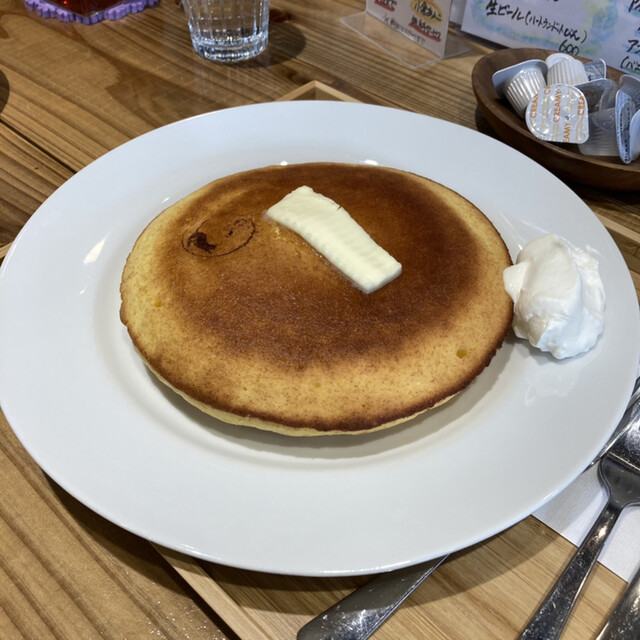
(266, 186, 402, 293)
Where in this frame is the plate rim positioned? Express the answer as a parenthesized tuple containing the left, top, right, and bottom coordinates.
(1, 101, 639, 576)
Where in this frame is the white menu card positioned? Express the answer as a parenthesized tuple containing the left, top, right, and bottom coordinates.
(461, 0, 640, 74)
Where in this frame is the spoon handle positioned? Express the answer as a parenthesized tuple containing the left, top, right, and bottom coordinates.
(297, 555, 447, 640)
(518, 500, 621, 640)
(595, 562, 640, 640)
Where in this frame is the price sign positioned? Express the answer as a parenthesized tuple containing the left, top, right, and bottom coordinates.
(342, 0, 468, 67)
(461, 0, 640, 74)
(366, 0, 454, 58)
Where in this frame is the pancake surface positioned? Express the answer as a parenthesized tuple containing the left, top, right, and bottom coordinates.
(120, 163, 513, 435)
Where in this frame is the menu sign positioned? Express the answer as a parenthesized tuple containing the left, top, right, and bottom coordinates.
(366, 0, 454, 58)
(461, 0, 640, 74)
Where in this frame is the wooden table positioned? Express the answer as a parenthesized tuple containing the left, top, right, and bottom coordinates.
(1, 1, 639, 638)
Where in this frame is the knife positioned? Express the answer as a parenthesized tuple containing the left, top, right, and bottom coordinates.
(297, 555, 447, 640)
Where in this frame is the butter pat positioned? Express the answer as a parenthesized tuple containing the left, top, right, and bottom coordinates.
(266, 186, 402, 293)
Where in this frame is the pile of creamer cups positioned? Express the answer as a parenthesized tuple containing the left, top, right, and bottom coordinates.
(492, 52, 640, 164)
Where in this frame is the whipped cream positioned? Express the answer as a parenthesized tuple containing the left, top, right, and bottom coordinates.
(503, 234, 605, 359)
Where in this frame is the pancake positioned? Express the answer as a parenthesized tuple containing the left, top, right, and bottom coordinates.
(120, 163, 513, 436)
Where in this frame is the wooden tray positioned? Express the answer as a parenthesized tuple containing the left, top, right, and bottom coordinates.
(151, 80, 630, 640)
(472, 48, 640, 191)
(155, 518, 625, 640)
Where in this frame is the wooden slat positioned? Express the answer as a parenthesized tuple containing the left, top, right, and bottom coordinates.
(0, 124, 73, 246)
(276, 80, 362, 102)
(158, 518, 625, 640)
(156, 547, 271, 640)
(597, 214, 640, 247)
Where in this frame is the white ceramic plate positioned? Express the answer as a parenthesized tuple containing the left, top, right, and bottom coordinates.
(1, 102, 638, 577)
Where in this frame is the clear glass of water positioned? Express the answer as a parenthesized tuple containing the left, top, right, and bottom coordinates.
(182, 0, 270, 63)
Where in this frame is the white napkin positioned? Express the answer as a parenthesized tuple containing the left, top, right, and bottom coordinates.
(534, 464, 640, 582)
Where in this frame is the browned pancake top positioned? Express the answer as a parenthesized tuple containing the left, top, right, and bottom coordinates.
(120, 163, 513, 434)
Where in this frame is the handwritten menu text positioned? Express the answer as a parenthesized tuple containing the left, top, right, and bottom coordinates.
(461, 0, 640, 74)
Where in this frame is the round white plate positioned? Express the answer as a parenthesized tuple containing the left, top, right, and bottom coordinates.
(1, 102, 638, 577)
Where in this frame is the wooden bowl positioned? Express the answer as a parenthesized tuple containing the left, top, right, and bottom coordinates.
(472, 48, 640, 191)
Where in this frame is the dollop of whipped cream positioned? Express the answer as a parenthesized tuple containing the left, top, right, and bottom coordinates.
(503, 234, 605, 359)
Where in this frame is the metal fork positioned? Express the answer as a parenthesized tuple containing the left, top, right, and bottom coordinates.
(518, 392, 640, 640)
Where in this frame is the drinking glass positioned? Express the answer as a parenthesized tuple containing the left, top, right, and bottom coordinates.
(182, 0, 270, 63)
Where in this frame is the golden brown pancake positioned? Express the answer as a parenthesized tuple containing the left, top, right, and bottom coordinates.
(120, 163, 513, 436)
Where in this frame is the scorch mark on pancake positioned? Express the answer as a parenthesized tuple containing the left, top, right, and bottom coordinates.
(183, 217, 255, 257)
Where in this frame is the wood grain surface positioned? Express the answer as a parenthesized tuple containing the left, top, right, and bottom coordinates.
(1, 0, 639, 638)
(0, 411, 234, 640)
(158, 525, 627, 640)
